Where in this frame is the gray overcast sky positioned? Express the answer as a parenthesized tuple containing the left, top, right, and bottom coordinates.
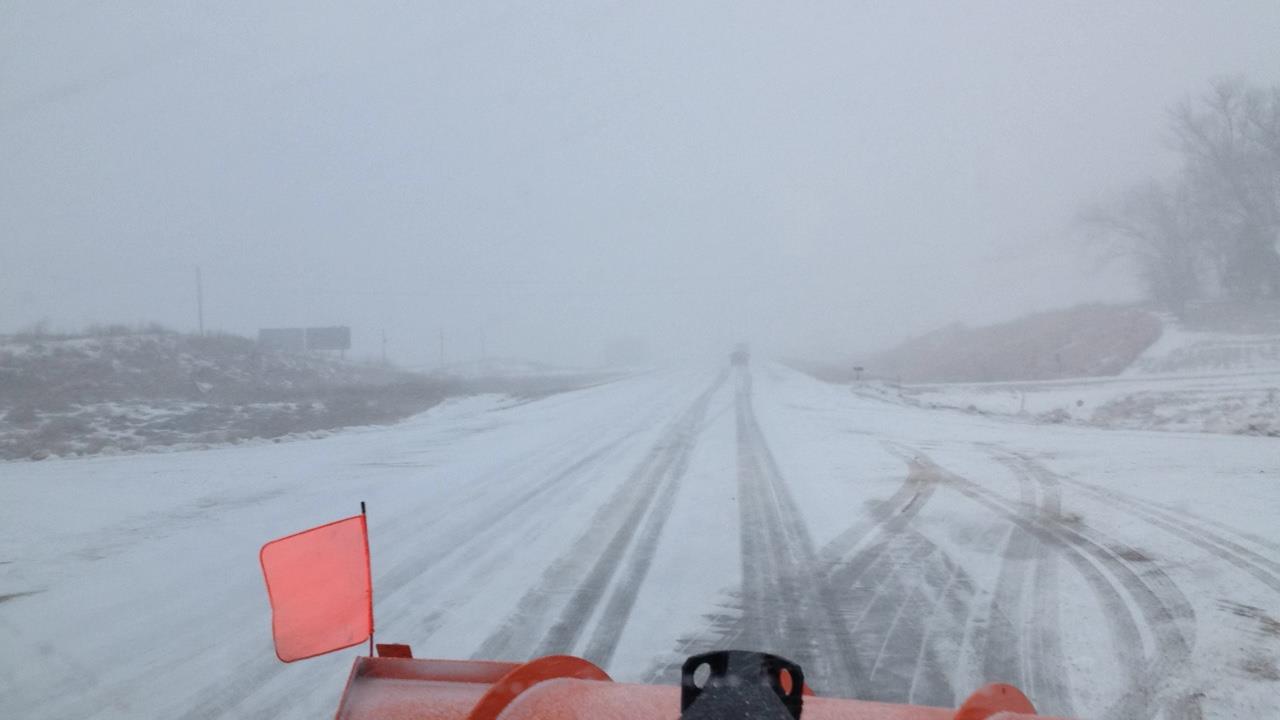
(4, 2, 1280, 366)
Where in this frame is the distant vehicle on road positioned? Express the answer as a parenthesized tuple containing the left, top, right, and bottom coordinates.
(730, 343, 750, 366)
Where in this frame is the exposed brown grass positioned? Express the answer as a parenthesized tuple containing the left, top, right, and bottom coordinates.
(866, 305, 1162, 383)
(0, 333, 610, 460)
(799, 305, 1164, 384)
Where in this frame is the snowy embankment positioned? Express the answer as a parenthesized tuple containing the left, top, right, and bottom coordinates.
(885, 321, 1280, 436)
(0, 333, 612, 461)
(1, 363, 1277, 720)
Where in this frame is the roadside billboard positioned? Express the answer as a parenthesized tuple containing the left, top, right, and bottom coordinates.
(305, 326, 351, 351)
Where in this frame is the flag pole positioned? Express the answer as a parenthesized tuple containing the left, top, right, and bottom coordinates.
(362, 501, 374, 657)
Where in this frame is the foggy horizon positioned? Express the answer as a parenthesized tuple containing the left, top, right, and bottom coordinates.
(5, 2, 1280, 366)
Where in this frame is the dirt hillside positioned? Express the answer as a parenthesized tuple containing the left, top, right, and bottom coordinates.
(861, 305, 1163, 383)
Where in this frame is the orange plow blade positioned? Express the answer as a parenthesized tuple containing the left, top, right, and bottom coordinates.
(334, 649, 1069, 720)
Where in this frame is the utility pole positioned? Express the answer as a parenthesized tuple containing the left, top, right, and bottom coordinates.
(195, 266, 205, 336)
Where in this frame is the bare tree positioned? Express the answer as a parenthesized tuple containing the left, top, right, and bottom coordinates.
(1083, 78, 1280, 314)
(1082, 180, 1202, 315)
(1170, 78, 1280, 300)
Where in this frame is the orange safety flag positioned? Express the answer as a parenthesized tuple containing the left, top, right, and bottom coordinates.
(260, 514, 374, 662)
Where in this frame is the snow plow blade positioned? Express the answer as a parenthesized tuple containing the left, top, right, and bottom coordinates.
(334, 649, 1068, 720)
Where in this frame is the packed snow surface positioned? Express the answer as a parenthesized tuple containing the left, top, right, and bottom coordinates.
(1, 364, 1277, 719)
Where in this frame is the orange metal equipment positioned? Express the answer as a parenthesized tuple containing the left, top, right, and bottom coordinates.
(333, 646, 1068, 720)
(260, 515, 1071, 720)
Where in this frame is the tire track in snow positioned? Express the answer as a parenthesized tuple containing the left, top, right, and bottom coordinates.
(817, 464, 934, 566)
(1005, 454, 1197, 720)
(370, 374, 694, 546)
(731, 368, 864, 698)
(831, 504, 978, 706)
(985, 453, 1073, 717)
(543, 370, 726, 660)
(578, 405, 701, 667)
(905, 552, 978, 706)
(1038, 459, 1280, 595)
(1028, 553, 1069, 711)
(845, 536, 973, 707)
(1011, 458, 1075, 719)
(909, 454, 1145, 717)
(649, 400, 969, 703)
(1007, 453, 1280, 719)
(170, 380, 692, 720)
(1059, 475, 1280, 558)
(366, 375, 700, 604)
(646, 389, 962, 695)
(912, 452, 1196, 720)
(821, 464, 937, 582)
(474, 371, 727, 661)
(865, 448, 1071, 716)
(817, 452, 972, 707)
(977, 521, 1034, 690)
(379, 432, 641, 597)
(159, 439, 639, 720)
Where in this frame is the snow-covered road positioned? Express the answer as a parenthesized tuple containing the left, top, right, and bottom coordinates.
(2, 364, 1277, 719)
